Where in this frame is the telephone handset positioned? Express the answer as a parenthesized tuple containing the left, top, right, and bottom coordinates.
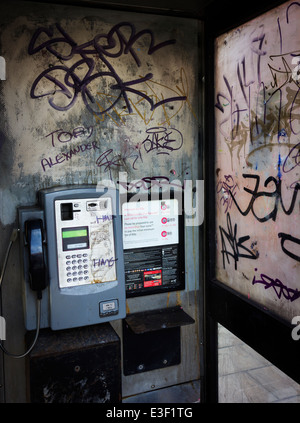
(25, 219, 48, 298)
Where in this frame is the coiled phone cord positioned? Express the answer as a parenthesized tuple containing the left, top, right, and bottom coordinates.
(0, 228, 41, 358)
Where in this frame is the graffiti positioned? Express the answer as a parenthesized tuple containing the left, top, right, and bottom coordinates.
(142, 127, 183, 155)
(96, 215, 113, 223)
(94, 126, 183, 177)
(282, 141, 300, 173)
(215, 3, 300, 314)
(28, 22, 186, 115)
(41, 140, 100, 172)
(215, 25, 266, 147)
(95, 149, 123, 179)
(41, 123, 183, 174)
(216, 174, 238, 213)
(93, 257, 117, 268)
(45, 126, 94, 147)
(95, 142, 145, 179)
(229, 174, 300, 222)
(93, 67, 193, 127)
(252, 271, 300, 302)
(219, 212, 259, 270)
(215, 3, 300, 166)
(278, 232, 300, 262)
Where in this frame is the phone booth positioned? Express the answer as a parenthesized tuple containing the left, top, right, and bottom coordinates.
(0, 1, 202, 404)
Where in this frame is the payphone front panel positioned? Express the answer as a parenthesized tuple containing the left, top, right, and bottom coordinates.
(54, 197, 116, 288)
(19, 185, 126, 331)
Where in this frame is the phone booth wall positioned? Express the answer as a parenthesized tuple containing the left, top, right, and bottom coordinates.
(0, 1, 203, 402)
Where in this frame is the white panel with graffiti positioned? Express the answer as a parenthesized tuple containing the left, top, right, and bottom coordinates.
(215, 0, 300, 322)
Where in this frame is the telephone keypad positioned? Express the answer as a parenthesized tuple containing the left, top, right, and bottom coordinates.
(65, 253, 90, 284)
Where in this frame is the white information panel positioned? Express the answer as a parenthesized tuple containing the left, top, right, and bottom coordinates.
(122, 199, 179, 250)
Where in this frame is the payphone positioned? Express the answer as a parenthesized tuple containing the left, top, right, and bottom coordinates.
(18, 185, 126, 331)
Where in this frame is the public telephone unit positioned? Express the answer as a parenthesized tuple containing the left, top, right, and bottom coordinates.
(18, 185, 126, 331)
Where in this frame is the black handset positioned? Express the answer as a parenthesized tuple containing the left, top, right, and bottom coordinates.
(25, 219, 48, 298)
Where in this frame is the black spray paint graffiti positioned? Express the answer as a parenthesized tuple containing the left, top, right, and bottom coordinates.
(142, 127, 183, 155)
(229, 174, 300, 222)
(215, 1, 300, 164)
(95, 127, 183, 178)
(40, 125, 183, 174)
(28, 22, 186, 115)
(252, 271, 300, 302)
(278, 232, 300, 262)
(219, 212, 259, 270)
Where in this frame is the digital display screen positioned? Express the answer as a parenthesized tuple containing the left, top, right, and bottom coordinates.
(62, 226, 89, 251)
(62, 228, 88, 239)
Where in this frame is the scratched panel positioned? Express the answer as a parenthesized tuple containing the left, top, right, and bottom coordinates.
(0, 1, 199, 226)
(215, 1, 300, 322)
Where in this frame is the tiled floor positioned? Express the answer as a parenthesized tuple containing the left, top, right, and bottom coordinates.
(124, 325, 300, 403)
(218, 325, 300, 403)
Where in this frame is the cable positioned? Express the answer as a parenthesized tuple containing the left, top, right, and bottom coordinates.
(0, 229, 19, 289)
(0, 227, 41, 358)
(0, 298, 41, 359)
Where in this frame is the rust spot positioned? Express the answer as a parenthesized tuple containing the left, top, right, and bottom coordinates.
(91, 279, 103, 284)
